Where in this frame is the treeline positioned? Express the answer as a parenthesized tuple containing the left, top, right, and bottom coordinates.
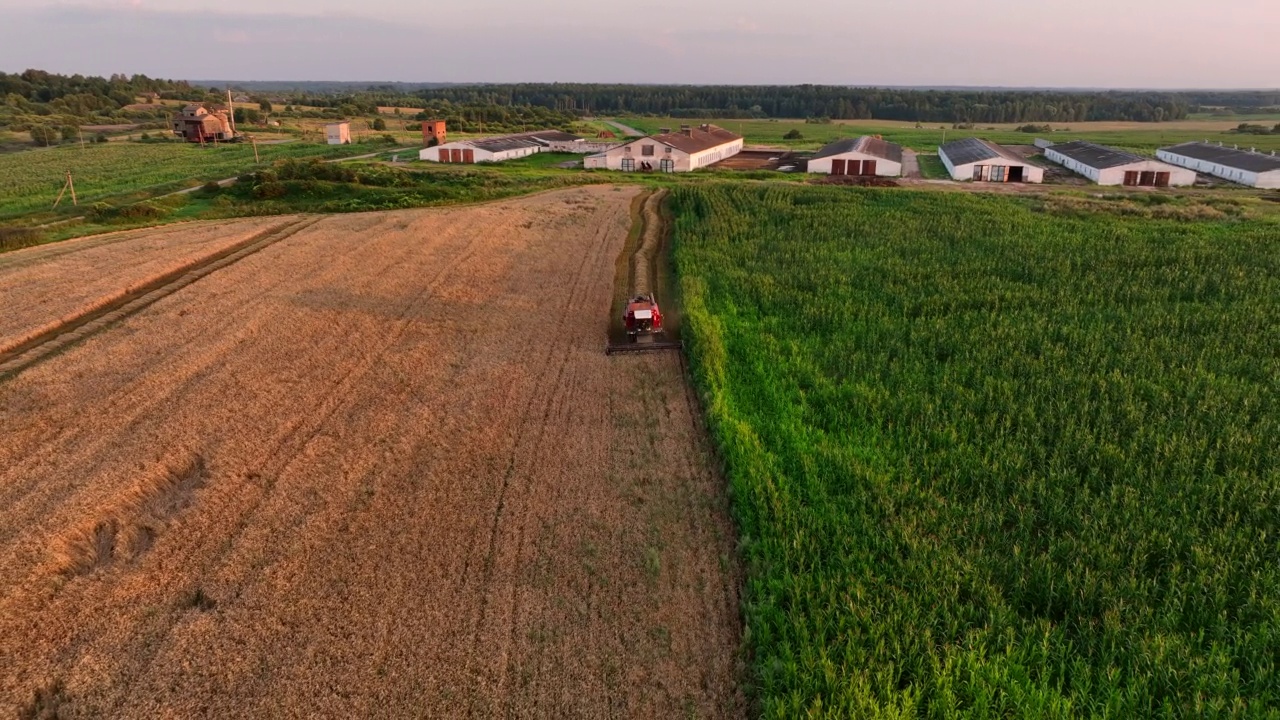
(403, 85, 1209, 123)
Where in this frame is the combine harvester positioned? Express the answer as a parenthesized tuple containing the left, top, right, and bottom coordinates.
(606, 293, 681, 355)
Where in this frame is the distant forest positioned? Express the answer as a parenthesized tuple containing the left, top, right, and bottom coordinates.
(3, 70, 1279, 133)
(267, 84, 1280, 124)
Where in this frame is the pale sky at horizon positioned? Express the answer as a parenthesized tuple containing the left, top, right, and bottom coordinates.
(1, 0, 1276, 88)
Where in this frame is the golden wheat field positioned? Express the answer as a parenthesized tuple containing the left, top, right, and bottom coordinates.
(0, 186, 743, 718)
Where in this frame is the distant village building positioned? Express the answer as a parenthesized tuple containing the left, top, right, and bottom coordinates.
(326, 122, 352, 145)
(171, 104, 235, 143)
(1044, 141, 1194, 186)
(420, 130, 591, 163)
(939, 138, 1044, 183)
(584, 125, 743, 172)
(422, 119, 447, 147)
(807, 137, 903, 177)
(1156, 142, 1280, 189)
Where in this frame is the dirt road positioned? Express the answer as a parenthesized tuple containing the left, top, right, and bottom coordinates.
(0, 186, 743, 718)
(605, 120, 645, 137)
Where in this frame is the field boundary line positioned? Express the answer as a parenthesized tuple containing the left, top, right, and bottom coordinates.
(0, 217, 321, 380)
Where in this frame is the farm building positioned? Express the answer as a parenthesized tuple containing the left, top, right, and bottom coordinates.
(326, 122, 352, 145)
(1044, 141, 1194, 187)
(1156, 142, 1280, 189)
(584, 125, 743, 172)
(419, 130, 588, 163)
(807, 137, 903, 177)
(938, 138, 1044, 183)
(170, 104, 235, 143)
(422, 119, 447, 147)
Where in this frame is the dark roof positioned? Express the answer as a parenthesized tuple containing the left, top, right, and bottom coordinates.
(513, 130, 582, 144)
(471, 136, 542, 153)
(645, 124, 742, 154)
(812, 136, 903, 164)
(1161, 142, 1280, 174)
(939, 137, 1026, 166)
(1047, 141, 1146, 169)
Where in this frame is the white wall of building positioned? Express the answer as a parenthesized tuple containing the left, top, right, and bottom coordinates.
(807, 152, 902, 176)
(325, 123, 351, 145)
(1156, 150, 1280, 189)
(419, 142, 541, 163)
(939, 148, 1044, 183)
(1045, 150, 1194, 186)
(586, 136, 742, 172)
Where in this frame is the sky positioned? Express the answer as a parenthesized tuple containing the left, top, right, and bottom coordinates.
(0, 0, 1276, 88)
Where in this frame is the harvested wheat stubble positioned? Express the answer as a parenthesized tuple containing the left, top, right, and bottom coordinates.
(0, 186, 743, 719)
(0, 216, 295, 350)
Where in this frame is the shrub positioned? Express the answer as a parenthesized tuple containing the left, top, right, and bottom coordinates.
(372, 117, 386, 131)
(783, 129, 804, 140)
(252, 181, 287, 199)
(201, 181, 221, 194)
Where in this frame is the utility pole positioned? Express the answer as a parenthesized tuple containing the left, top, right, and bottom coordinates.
(252, 136, 260, 163)
(52, 171, 77, 209)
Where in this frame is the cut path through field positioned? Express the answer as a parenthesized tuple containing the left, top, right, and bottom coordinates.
(0, 186, 743, 718)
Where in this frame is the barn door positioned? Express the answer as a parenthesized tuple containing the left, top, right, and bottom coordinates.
(1123, 171, 1139, 186)
(1155, 172, 1170, 187)
(451, 149, 464, 163)
(438, 148, 450, 163)
(462, 149, 475, 164)
(1140, 171, 1156, 186)
(862, 160, 877, 176)
(832, 159, 846, 175)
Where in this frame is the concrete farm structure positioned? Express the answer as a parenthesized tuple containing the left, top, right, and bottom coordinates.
(1156, 142, 1280, 189)
(419, 130, 586, 163)
(808, 137, 903, 177)
(938, 138, 1044, 183)
(325, 122, 352, 145)
(1045, 141, 1195, 187)
(171, 105, 235, 143)
(585, 124, 743, 172)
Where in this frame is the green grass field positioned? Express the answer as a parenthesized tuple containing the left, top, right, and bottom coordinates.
(915, 153, 949, 180)
(0, 141, 372, 220)
(622, 117, 1280, 154)
(673, 183, 1280, 718)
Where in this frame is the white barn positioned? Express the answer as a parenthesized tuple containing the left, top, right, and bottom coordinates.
(938, 138, 1044, 183)
(325, 122, 351, 145)
(1156, 142, 1280, 189)
(1044, 141, 1195, 187)
(807, 137, 903, 177)
(584, 124, 743, 172)
(420, 130, 584, 164)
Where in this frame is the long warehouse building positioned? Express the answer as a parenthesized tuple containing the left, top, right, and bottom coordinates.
(1044, 141, 1195, 187)
(420, 130, 586, 163)
(1156, 142, 1280, 189)
(938, 138, 1044, 183)
(807, 137, 904, 177)
(585, 124, 743, 172)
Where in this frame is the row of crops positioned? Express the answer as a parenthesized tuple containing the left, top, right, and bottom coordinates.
(0, 141, 369, 219)
(672, 184, 1279, 717)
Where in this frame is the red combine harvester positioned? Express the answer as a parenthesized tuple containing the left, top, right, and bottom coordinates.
(607, 293, 681, 355)
(624, 294, 663, 340)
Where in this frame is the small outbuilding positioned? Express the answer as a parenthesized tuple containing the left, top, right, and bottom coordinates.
(938, 138, 1044, 183)
(584, 124, 743, 172)
(807, 137, 903, 177)
(326, 122, 352, 145)
(1156, 142, 1280, 189)
(1044, 141, 1194, 187)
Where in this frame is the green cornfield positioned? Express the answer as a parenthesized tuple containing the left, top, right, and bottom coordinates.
(673, 184, 1279, 718)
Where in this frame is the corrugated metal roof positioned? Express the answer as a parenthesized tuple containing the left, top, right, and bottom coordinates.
(939, 137, 1011, 166)
(812, 136, 904, 164)
(1048, 141, 1146, 169)
(1161, 142, 1280, 174)
(471, 137, 542, 153)
(645, 125, 742, 155)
